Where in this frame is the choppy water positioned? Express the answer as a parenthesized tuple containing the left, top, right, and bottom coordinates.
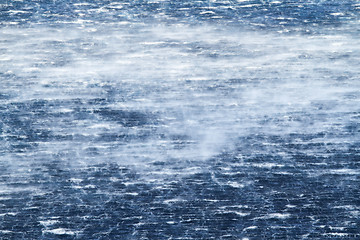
(1, 0, 360, 239)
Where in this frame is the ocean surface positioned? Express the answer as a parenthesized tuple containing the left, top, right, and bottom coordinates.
(1, 0, 360, 239)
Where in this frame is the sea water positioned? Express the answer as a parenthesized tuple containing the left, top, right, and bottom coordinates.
(0, 0, 359, 239)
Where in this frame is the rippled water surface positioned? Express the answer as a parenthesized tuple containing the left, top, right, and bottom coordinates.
(1, 0, 360, 239)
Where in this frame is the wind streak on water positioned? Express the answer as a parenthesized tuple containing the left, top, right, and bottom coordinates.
(1, 23, 359, 166)
(0, 22, 359, 238)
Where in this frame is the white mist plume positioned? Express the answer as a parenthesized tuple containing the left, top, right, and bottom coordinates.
(1, 23, 359, 172)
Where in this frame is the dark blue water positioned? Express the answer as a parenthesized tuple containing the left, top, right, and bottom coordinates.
(1, 0, 360, 239)
(1, 0, 360, 29)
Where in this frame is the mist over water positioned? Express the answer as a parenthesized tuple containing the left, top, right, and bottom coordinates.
(2, 24, 359, 166)
(1, 0, 360, 239)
